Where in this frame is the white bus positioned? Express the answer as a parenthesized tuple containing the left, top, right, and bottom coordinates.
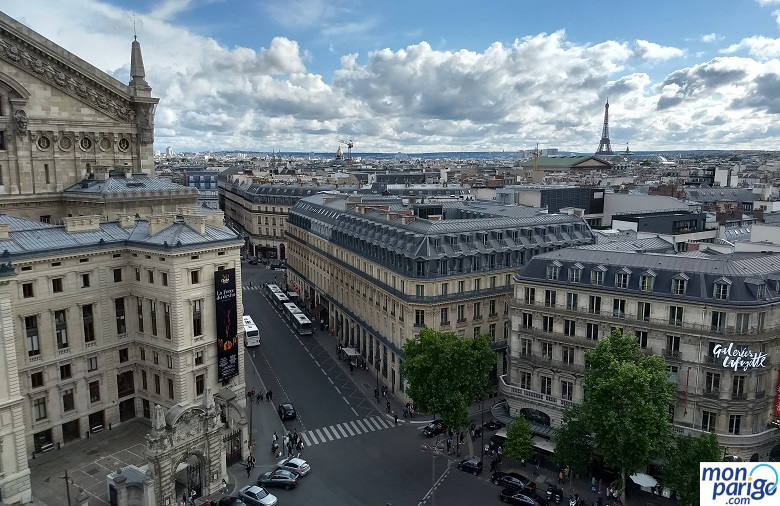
(291, 312, 313, 336)
(265, 283, 282, 297)
(283, 302, 303, 323)
(243, 315, 260, 347)
(272, 291, 289, 309)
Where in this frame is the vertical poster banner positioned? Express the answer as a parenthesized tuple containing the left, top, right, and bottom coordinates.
(774, 371, 780, 416)
(215, 268, 238, 383)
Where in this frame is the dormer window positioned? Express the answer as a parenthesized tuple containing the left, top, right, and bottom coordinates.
(713, 278, 731, 300)
(568, 263, 583, 283)
(495, 232, 503, 242)
(615, 268, 631, 289)
(756, 283, 766, 300)
(546, 261, 561, 280)
(672, 274, 689, 295)
(640, 271, 655, 291)
(591, 266, 606, 285)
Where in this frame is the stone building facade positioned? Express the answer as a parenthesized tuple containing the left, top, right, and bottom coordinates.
(286, 193, 593, 396)
(505, 240, 780, 460)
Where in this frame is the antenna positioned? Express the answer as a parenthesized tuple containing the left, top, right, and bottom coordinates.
(133, 16, 137, 41)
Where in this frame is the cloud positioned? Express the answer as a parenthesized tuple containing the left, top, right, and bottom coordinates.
(149, 0, 193, 20)
(634, 39, 686, 61)
(756, 0, 780, 5)
(721, 35, 780, 59)
(700, 33, 723, 43)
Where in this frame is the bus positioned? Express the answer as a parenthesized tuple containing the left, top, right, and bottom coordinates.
(271, 291, 289, 309)
(291, 312, 312, 336)
(283, 302, 303, 324)
(286, 291, 300, 304)
(265, 283, 282, 297)
(243, 315, 260, 347)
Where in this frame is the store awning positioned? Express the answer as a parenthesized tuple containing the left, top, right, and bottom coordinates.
(532, 436, 555, 454)
(341, 347, 360, 357)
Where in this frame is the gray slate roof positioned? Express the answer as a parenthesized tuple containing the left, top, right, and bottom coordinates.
(64, 176, 197, 195)
(686, 188, 756, 203)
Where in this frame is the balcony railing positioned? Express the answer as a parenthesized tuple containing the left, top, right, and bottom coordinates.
(498, 374, 575, 409)
(513, 353, 586, 375)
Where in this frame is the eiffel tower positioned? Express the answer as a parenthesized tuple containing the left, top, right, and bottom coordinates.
(595, 99, 614, 155)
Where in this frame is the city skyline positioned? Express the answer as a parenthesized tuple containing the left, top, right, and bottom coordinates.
(6, 0, 780, 152)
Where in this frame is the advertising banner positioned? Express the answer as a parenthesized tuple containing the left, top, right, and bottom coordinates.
(700, 462, 778, 505)
(775, 371, 780, 416)
(215, 268, 238, 383)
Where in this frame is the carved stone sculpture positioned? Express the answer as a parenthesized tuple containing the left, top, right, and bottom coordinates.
(14, 109, 27, 136)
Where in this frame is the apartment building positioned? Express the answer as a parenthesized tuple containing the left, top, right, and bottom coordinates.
(0, 211, 245, 504)
(286, 193, 593, 396)
(505, 239, 780, 460)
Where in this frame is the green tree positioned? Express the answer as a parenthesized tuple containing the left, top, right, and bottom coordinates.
(663, 433, 721, 506)
(504, 416, 533, 461)
(401, 328, 496, 455)
(553, 405, 594, 476)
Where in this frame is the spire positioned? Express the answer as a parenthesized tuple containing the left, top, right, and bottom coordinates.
(595, 98, 613, 155)
(130, 37, 149, 88)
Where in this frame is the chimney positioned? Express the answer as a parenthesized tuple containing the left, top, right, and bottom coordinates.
(402, 215, 416, 225)
(147, 215, 177, 235)
(63, 215, 102, 233)
(183, 214, 207, 235)
(119, 215, 136, 228)
(0, 224, 8, 240)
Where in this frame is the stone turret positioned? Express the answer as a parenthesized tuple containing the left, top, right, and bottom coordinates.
(127, 36, 159, 174)
(129, 37, 149, 90)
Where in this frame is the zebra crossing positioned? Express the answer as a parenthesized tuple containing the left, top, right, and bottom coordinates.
(242, 284, 263, 291)
(300, 415, 398, 447)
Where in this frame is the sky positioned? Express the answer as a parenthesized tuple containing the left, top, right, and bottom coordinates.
(5, 0, 780, 153)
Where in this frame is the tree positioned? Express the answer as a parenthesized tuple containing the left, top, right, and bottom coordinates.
(663, 433, 721, 506)
(553, 405, 594, 476)
(401, 328, 496, 456)
(504, 416, 533, 461)
(556, 330, 674, 504)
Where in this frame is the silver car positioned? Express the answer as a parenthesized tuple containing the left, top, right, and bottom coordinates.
(238, 485, 277, 506)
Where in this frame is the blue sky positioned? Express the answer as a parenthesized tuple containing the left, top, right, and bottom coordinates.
(5, 0, 780, 152)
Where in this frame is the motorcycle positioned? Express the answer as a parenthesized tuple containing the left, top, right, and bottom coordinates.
(546, 483, 563, 504)
(568, 494, 582, 506)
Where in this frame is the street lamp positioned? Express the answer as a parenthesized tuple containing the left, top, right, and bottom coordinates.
(480, 397, 485, 464)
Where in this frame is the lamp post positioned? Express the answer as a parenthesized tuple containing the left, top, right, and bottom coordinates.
(480, 397, 485, 464)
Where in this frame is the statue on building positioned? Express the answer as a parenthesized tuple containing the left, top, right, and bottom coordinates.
(14, 109, 27, 136)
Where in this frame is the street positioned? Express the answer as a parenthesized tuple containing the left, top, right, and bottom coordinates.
(240, 262, 499, 506)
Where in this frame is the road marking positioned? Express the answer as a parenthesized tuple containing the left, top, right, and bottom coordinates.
(327, 425, 342, 439)
(320, 367, 327, 375)
(334, 386, 341, 394)
(349, 421, 362, 434)
(308, 352, 314, 359)
(418, 468, 451, 506)
(368, 416, 385, 430)
(373, 416, 392, 429)
(327, 376, 334, 384)
(341, 422, 355, 437)
(356, 419, 372, 432)
(315, 428, 326, 442)
(351, 407, 360, 417)
(336, 424, 349, 438)
(313, 359, 320, 367)
(341, 395, 350, 406)
(320, 426, 334, 441)
(301, 432, 313, 446)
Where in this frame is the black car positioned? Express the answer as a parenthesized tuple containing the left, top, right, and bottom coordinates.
(499, 488, 547, 505)
(248, 258, 258, 265)
(422, 419, 446, 437)
(491, 471, 536, 492)
(278, 403, 296, 421)
(219, 497, 248, 506)
(483, 419, 505, 430)
(257, 469, 299, 489)
(456, 457, 483, 475)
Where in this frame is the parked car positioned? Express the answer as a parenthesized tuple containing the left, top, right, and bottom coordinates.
(218, 497, 248, 506)
(277, 457, 311, 476)
(499, 488, 547, 505)
(278, 403, 297, 421)
(456, 457, 483, 475)
(238, 485, 277, 506)
(257, 469, 299, 489)
(422, 419, 446, 437)
(490, 471, 536, 492)
(483, 419, 505, 430)
(248, 258, 258, 265)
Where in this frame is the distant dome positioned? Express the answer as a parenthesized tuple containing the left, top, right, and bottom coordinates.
(336, 146, 344, 160)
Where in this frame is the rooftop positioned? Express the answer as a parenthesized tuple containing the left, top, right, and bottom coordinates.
(64, 175, 198, 195)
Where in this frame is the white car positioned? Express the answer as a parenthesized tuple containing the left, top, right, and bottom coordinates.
(277, 457, 311, 476)
(239, 485, 277, 506)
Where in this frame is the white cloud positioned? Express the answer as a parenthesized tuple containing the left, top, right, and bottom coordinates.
(756, 0, 780, 5)
(721, 35, 780, 59)
(634, 39, 686, 61)
(700, 33, 722, 43)
(149, 0, 193, 20)
(3, 0, 780, 151)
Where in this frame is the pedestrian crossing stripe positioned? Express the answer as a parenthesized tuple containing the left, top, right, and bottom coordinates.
(242, 285, 262, 291)
(302, 417, 400, 446)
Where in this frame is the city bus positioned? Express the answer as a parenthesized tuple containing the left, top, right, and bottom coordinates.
(265, 283, 282, 297)
(283, 302, 303, 324)
(271, 291, 289, 309)
(291, 312, 313, 336)
(243, 315, 261, 347)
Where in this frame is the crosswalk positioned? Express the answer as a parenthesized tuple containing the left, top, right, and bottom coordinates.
(242, 284, 263, 291)
(300, 415, 398, 447)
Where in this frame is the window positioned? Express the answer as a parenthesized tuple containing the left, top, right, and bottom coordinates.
(561, 380, 573, 401)
(615, 272, 629, 289)
(81, 273, 90, 288)
(154, 374, 161, 394)
(732, 375, 746, 399)
(440, 308, 449, 325)
(588, 295, 601, 314)
(416, 284, 424, 297)
(591, 270, 603, 285)
(521, 312, 533, 329)
(89, 380, 100, 403)
(542, 316, 554, 333)
(87, 356, 98, 372)
(195, 350, 204, 366)
(55, 309, 68, 349)
(137, 298, 144, 333)
(192, 300, 202, 336)
(546, 264, 560, 280)
(414, 310, 425, 327)
(168, 378, 174, 400)
(714, 282, 729, 300)
(711, 311, 726, 333)
(519, 371, 531, 390)
(82, 304, 95, 342)
(666, 335, 680, 357)
(735, 313, 749, 334)
(672, 277, 687, 295)
(52, 277, 63, 293)
(148, 270, 154, 284)
(489, 323, 496, 338)
(474, 278, 481, 291)
(196, 374, 205, 396)
(62, 389, 75, 412)
(637, 301, 651, 322)
(490, 276, 496, 288)
(473, 302, 481, 319)
(562, 346, 574, 364)
(150, 300, 158, 336)
(540, 376, 552, 395)
(162, 272, 168, 286)
(163, 302, 171, 339)
(728, 414, 741, 435)
(566, 292, 578, 311)
(544, 290, 556, 308)
(113, 268, 122, 282)
(31, 371, 44, 388)
(702, 410, 716, 432)
(756, 283, 766, 300)
(586, 323, 599, 341)
(135, 268, 140, 281)
(541, 341, 553, 359)
(140, 347, 145, 361)
(568, 268, 581, 283)
(489, 299, 496, 316)
(520, 338, 532, 356)
(640, 274, 654, 291)
(564, 320, 576, 337)
(524, 287, 535, 304)
(612, 299, 625, 318)
(142, 371, 148, 390)
(473, 327, 481, 337)
(441, 283, 448, 296)
(22, 282, 34, 298)
(119, 347, 129, 363)
(115, 298, 126, 334)
(191, 270, 200, 284)
(457, 305, 465, 322)
(668, 306, 684, 327)
(25, 315, 40, 356)
(757, 312, 766, 332)
(635, 330, 648, 348)
(458, 281, 465, 293)
(60, 364, 71, 379)
(33, 398, 47, 421)
(705, 372, 721, 395)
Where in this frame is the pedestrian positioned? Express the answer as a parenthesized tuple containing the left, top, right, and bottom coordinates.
(283, 434, 289, 451)
(221, 478, 228, 495)
(446, 438, 451, 454)
(497, 445, 503, 462)
(410, 405, 415, 418)
(272, 431, 278, 443)
(256, 392, 263, 404)
(598, 478, 603, 495)
(394, 412, 398, 425)
(292, 429, 298, 446)
(386, 400, 391, 414)
(245, 462, 251, 478)
(558, 469, 564, 484)
(297, 439, 304, 457)
(267, 390, 273, 402)
(592, 477, 597, 493)
(374, 387, 379, 400)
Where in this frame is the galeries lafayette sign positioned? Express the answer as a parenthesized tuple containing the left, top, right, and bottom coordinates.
(711, 343, 768, 371)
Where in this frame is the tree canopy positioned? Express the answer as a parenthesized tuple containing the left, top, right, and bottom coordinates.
(400, 328, 496, 434)
(553, 405, 594, 475)
(663, 433, 721, 506)
(504, 416, 534, 461)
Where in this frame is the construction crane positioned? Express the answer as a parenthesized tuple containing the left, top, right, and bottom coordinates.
(339, 138, 354, 165)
